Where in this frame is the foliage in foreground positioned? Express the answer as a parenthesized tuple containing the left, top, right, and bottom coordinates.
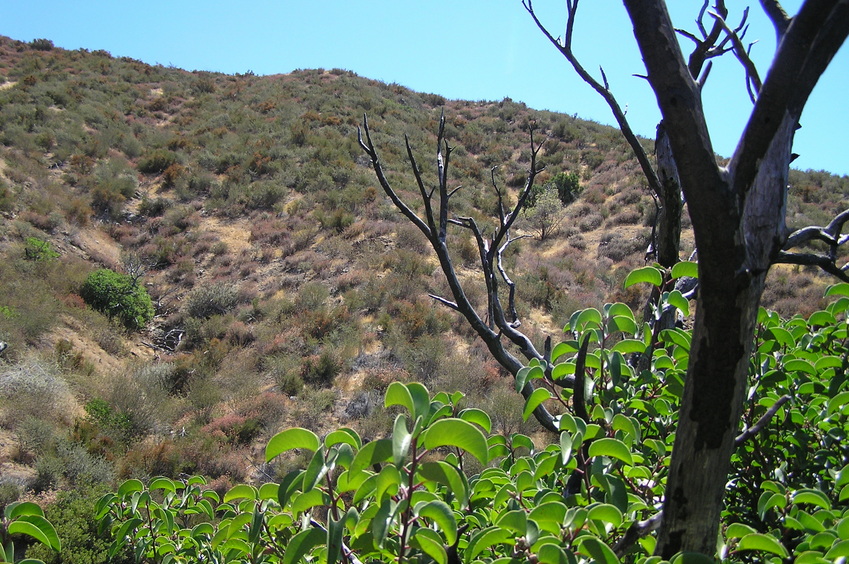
(1, 501, 60, 563)
(92, 274, 849, 563)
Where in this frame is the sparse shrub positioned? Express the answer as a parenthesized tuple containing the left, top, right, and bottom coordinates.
(301, 349, 342, 388)
(138, 196, 171, 217)
(29, 38, 54, 51)
(0, 356, 76, 428)
(79, 268, 155, 330)
(184, 282, 240, 318)
(137, 149, 179, 174)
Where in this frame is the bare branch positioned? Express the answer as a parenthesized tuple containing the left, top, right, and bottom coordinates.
(428, 294, 460, 312)
(613, 513, 663, 557)
(731, 2, 849, 195)
(708, 9, 763, 99)
(760, 0, 791, 39)
(358, 117, 432, 239)
(774, 252, 849, 282)
(775, 208, 849, 281)
(735, 395, 791, 446)
(360, 113, 561, 432)
(523, 0, 663, 199)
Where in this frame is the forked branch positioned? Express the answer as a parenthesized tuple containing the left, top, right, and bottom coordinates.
(775, 209, 849, 282)
(358, 114, 561, 432)
(522, 0, 663, 199)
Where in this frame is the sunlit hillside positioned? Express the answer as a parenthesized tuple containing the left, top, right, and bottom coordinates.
(0, 34, 846, 499)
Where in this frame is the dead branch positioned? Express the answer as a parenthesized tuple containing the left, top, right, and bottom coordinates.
(358, 114, 562, 432)
(759, 0, 791, 38)
(776, 208, 849, 281)
(735, 395, 791, 446)
(522, 0, 663, 200)
(613, 513, 663, 557)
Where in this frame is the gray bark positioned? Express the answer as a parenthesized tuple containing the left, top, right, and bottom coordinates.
(623, 0, 849, 556)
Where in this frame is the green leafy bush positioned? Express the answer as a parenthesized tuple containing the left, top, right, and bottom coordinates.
(97, 275, 849, 563)
(137, 149, 178, 174)
(79, 268, 154, 330)
(23, 237, 59, 261)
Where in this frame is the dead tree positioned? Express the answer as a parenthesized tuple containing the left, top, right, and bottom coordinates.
(619, 0, 847, 556)
(358, 115, 565, 432)
(359, 0, 848, 557)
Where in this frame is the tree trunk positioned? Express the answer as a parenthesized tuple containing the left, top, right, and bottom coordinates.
(654, 114, 796, 557)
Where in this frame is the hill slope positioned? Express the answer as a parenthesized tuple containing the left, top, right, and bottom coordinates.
(0, 35, 846, 490)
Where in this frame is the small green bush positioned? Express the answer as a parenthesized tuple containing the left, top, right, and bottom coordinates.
(79, 268, 155, 330)
(137, 149, 179, 174)
(24, 236, 60, 261)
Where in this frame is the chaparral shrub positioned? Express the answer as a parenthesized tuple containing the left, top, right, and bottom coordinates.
(79, 268, 155, 330)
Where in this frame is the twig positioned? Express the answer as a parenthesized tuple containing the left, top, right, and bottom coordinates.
(734, 395, 791, 446)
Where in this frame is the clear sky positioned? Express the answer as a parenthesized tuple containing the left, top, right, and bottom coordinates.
(2, 1, 847, 176)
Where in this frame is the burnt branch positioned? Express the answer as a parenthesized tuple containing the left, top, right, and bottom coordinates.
(734, 395, 791, 446)
(776, 208, 849, 281)
(522, 0, 663, 200)
(613, 513, 663, 557)
(760, 0, 791, 38)
(359, 114, 560, 432)
(708, 8, 762, 101)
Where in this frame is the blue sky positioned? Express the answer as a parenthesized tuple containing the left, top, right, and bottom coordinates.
(2, 1, 847, 175)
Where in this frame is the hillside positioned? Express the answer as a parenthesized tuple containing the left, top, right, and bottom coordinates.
(0, 35, 847, 496)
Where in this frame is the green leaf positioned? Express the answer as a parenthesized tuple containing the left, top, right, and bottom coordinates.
(350, 438, 393, 474)
(392, 413, 412, 467)
(611, 339, 646, 355)
(516, 364, 545, 393)
(670, 553, 718, 564)
(324, 427, 362, 450)
(418, 461, 469, 507)
(375, 464, 402, 502)
(458, 408, 492, 433)
(588, 438, 634, 466)
(560, 432, 573, 465)
(411, 527, 448, 564)
(385, 381, 430, 421)
(265, 428, 320, 461)
(4, 502, 44, 520)
(828, 390, 849, 415)
(117, 479, 144, 497)
(282, 527, 325, 564)
(624, 266, 663, 288)
(671, 261, 699, 280)
(223, 484, 257, 503)
(607, 315, 638, 335)
(537, 544, 575, 564)
(291, 489, 326, 515)
(809, 310, 836, 327)
(552, 341, 579, 362)
(571, 307, 603, 332)
(792, 489, 831, 509)
(826, 539, 849, 559)
(577, 536, 620, 564)
(665, 290, 690, 317)
(9, 517, 61, 552)
(423, 418, 489, 465)
(735, 533, 789, 558)
(148, 477, 177, 493)
(825, 282, 849, 297)
(416, 500, 458, 545)
(523, 387, 552, 422)
(588, 504, 623, 528)
(465, 526, 514, 562)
